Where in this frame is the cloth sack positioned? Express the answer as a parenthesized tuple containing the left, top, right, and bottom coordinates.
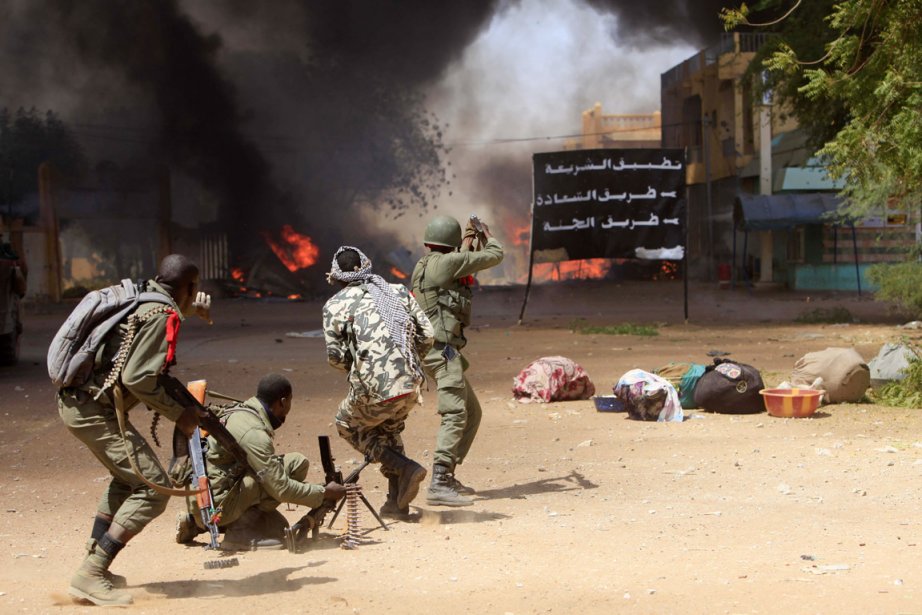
(613, 369, 683, 422)
(654, 362, 706, 409)
(790, 347, 869, 403)
(693, 359, 765, 414)
(513, 356, 595, 403)
(868, 343, 919, 387)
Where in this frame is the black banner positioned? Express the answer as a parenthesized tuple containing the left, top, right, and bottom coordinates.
(532, 148, 686, 261)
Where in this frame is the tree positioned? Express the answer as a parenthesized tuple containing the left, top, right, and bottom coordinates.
(723, 0, 922, 218)
(0, 107, 86, 208)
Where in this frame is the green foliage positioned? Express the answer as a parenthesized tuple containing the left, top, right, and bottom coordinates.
(569, 318, 659, 336)
(0, 107, 86, 206)
(794, 306, 854, 324)
(870, 355, 922, 408)
(723, 0, 922, 217)
(867, 261, 922, 318)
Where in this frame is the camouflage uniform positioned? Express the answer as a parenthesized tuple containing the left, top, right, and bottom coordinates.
(192, 397, 326, 526)
(58, 280, 188, 534)
(411, 237, 504, 469)
(323, 281, 434, 462)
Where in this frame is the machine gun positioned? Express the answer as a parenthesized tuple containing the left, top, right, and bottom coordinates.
(284, 435, 388, 553)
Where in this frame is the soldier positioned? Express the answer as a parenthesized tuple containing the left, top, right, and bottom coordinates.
(411, 215, 504, 506)
(323, 246, 435, 519)
(57, 254, 210, 606)
(175, 374, 346, 549)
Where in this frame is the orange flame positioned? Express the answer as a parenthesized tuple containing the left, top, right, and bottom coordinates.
(511, 224, 530, 247)
(287, 293, 302, 300)
(262, 225, 319, 272)
(231, 267, 245, 283)
(531, 258, 611, 282)
(654, 260, 679, 280)
(390, 266, 407, 280)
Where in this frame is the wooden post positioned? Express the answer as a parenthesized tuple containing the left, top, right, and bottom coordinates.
(38, 162, 62, 302)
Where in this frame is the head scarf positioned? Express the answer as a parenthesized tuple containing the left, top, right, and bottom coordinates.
(327, 246, 419, 375)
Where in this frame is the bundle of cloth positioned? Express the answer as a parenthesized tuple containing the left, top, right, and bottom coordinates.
(613, 369, 684, 422)
(512, 356, 595, 403)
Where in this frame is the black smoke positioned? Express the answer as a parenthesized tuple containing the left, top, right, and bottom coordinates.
(584, 0, 736, 48)
(0, 0, 737, 269)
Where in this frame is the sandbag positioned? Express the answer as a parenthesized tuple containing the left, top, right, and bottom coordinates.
(654, 362, 706, 409)
(513, 356, 595, 403)
(791, 347, 869, 403)
(613, 369, 683, 422)
(693, 359, 765, 414)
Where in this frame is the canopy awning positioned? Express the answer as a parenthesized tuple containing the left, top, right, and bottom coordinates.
(734, 192, 843, 231)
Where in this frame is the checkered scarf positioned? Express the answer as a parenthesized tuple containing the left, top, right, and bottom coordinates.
(327, 246, 416, 368)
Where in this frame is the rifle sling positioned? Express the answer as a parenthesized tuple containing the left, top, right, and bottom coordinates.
(113, 386, 203, 497)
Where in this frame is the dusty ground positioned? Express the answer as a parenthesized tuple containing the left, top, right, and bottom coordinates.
(1, 280, 921, 615)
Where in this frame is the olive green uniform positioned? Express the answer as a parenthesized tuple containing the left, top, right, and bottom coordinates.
(57, 280, 188, 534)
(411, 238, 504, 468)
(194, 397, 326, 526)
(323, 282, 434, 462)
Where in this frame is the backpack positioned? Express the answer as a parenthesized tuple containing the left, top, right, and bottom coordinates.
(47, 279, 172, 390)
(693, 358, 765, 414)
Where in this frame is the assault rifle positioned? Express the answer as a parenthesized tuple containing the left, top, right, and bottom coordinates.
(283, 435, 388, 553)
(160, 374, 254, 476)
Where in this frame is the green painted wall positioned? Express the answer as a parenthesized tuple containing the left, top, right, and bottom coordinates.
(793, 263, 878, 291)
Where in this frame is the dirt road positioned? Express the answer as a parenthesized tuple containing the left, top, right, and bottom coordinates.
(1, 281, 920, 614)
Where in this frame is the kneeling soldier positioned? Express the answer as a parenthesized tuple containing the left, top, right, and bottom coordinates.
(176, 374, 345, 549)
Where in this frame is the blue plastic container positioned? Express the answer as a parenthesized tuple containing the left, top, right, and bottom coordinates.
(593, 395, 625, 412)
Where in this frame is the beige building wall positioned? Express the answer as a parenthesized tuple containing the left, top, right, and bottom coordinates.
(565, 103, 661, 150)
(661, 32, 796, 186)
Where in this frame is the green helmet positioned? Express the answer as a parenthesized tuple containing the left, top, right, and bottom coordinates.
(423, 215, 462, 248)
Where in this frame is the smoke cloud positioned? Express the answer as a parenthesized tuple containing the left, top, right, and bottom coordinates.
(0, 0, 735, 277)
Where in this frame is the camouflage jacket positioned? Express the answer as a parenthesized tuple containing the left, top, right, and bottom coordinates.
(323, 281, 434, 404)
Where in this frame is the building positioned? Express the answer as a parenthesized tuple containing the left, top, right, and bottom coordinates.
(660, 32, 917, 290)
(566, 104, 661, 150)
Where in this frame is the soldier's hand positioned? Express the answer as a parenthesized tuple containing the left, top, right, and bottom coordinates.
(191, 291, 213, 324)
(323, 482, 347, 502)
(176, 407, 200, 438)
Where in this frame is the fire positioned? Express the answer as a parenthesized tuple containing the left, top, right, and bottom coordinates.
(532, 258, 611, 282)
(654, 260, 679, 280)
(262, 224, 319, 272)
(231, 267, 245, 283)
(287, 293, 302, 300)
(511, 224, 530, 247)
(390, 266, 407, 280)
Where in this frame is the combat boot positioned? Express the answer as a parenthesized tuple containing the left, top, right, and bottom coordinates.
(378, 447, 427, 509)
(426, 463, 473, 507)
(379, 475, 412, 520)
(221, 508, 284, 551)
(83, 538, 127, 589)
(70, 544, 133, 606)
(175, 512, 205, 544)
(447, 467, 476, 496)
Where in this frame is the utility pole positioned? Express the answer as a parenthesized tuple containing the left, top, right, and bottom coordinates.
(703, 113, 713, 281)
(758, 74, 774, 285)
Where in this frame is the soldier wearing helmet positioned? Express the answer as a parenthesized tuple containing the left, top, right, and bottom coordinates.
(411, 214, 504, 506)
